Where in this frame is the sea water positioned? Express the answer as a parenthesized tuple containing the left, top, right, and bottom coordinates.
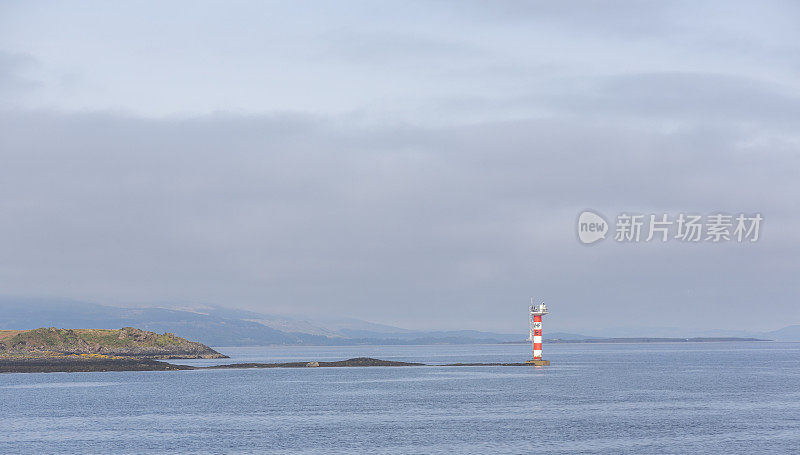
(1, 342, 799, 454)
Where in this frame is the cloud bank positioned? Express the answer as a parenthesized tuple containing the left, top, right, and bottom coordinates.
(0, 1, 798, 332)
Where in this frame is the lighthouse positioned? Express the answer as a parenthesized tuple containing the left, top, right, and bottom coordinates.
(527, 299, 550, 366)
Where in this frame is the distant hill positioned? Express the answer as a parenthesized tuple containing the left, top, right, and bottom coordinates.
(544, 332, 601, 341)
(763, 325, 800, 342)
(0, 298, 524, 346)
(0, 298, 328, 346)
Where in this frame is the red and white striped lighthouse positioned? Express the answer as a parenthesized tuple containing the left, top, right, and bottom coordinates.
(528, 299, 549, 365)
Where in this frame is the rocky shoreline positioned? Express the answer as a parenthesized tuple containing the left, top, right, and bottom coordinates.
(0, 357, 549, 373)
(0, 358, 194, 373)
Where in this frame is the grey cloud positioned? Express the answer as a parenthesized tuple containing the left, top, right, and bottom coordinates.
(317, 29, 487, 65)
(554, 72, 800, 129)
(439, 0, 679, 37)
(1, 1, 799, 334)
(0, 51, 42, 93)
(0, 109, 797, 332)
(430, 70, 800, 138)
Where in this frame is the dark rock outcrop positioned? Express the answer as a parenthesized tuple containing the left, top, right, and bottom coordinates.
(0, 358, 194, 373)
(206, 357, 423, 369)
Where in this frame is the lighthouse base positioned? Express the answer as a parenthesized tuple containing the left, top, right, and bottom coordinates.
(525, 359, 550, 366)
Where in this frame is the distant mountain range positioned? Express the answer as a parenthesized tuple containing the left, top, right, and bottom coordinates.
(1, 297, 798, 345)
(0, 297, 528, 346)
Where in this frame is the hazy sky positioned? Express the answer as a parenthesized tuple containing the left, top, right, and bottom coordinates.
(1, 1, 799, 333)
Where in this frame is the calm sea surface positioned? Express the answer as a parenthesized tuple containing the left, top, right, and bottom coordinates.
(2, 342, 799, 454)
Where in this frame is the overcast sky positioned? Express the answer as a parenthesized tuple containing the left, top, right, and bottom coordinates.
(1, 1, 798, 333)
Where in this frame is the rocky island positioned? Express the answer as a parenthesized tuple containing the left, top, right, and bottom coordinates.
(0, 327, 225, 372)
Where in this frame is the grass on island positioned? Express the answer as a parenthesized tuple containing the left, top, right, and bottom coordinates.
(0, 327, 223, 361)
(1, 327, 189, 350)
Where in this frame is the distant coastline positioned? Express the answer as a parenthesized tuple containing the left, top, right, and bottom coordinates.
(504, 337, 771, 344)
